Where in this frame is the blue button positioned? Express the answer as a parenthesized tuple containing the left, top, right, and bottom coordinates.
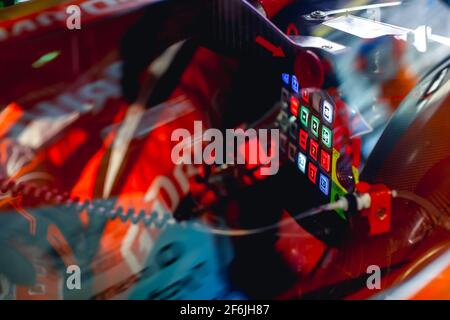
(292, 75, 299, 93)
(282, 73, 290, 86)
(319, 173, 330, 196)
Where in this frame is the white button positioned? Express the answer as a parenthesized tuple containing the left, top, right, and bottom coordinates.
(322, 100, 334, 124)
(297, 152, 307, 173)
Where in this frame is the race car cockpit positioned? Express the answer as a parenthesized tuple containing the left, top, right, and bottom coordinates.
(0, 0, 450, 300)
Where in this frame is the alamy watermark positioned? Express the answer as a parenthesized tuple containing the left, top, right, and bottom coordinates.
(171, 121, 280, 176)
(66, 265, 81, 290)
(366, 265, 381, 290)
(66, 5, 82, 30)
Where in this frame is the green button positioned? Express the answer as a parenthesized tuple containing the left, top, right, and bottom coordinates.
(311, 115, 320, 137)
(321, 126, 332, 148)
(300, 106, 309, 127)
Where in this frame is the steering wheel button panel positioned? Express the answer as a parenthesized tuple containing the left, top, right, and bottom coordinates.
(276, 73, 338, 203)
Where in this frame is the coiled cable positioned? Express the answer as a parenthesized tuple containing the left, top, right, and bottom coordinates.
(0, 178, 173, 227)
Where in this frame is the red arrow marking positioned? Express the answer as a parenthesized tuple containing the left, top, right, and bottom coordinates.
(255, 36, 285, 57)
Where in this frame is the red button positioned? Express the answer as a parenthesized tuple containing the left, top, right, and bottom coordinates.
(308, 163, 318, 184)
(302, 89, 310, 103)
(320, 150, 331, 173)
(309, 139, 319, 161)
(290, 96, 299, 117)
(299, 129, 308, 151)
